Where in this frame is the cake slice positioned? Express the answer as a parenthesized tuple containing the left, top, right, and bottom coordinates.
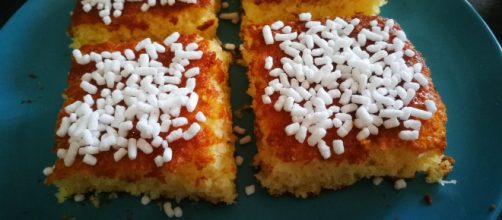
(241, 14, 454, 197)
(241, 0, 387, 26)
(45, 33, 236, 204)
(69, 0, 221, 48)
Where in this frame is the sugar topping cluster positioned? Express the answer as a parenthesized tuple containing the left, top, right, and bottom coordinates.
(56, 32, 206, 167)
(261, 13, 437, 159)
(80, 0, 197, 25)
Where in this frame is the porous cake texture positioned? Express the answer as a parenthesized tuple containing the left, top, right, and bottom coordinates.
(241, 0, 387, 26)
(241, 15, 454, 197)
(46, 34, 236, 204)
(70, 0, 221, 48)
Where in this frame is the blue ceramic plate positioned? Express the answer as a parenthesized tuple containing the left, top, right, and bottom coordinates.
(1, 0, 501, 219)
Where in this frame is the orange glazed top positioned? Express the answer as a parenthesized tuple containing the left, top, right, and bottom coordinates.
(48, 34, 230, 183)
(243, 16, 447, 163)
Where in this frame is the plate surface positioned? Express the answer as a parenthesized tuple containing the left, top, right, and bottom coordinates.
(0, 0, 501, 219)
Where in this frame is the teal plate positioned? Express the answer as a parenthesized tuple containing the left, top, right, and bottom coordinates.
(1, 0, 501, 219)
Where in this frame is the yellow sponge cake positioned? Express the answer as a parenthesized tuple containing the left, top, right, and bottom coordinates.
(242, 14, 454, 197)
(45, 33, 236, 204)
(241, 0, 387, 26)
(70, 0, 221, 48)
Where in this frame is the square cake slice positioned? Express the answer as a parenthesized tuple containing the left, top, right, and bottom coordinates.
(45, 33, 236, 204)
(241, 0, 387, 27)
(69, 0, 221, 48)
(242, 14, 454, 197)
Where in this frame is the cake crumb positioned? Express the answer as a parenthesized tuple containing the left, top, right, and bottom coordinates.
(163, 202, 174, 217)
(141, 195, 151, 205)
(239, 135, 252, 145)
(439, 179, 457, 186)
(74, 194, 85, 202)
(394, 179, 407, 190)
(423, 193, 432, 205)
(224, 43, 236, 51)
(235, 155, 244, 166)
(372, 177, 383, 186)
(233, 126, 246, 135)
(173, 206, 183, 218)
(219, 12, 240, 24)
(42, 166, 54, 176)
(245, 185, 255, 196)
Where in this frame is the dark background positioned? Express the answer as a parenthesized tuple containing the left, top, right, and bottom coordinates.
(1, 0, 502, 44)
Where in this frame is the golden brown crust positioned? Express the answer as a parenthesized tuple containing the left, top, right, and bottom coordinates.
(244, 16, 447, 163)
(241, 0, 387, 26)
(47, 35, 236, 203)
(69, 0, 220, 47)
(70, 0, 213, 28)
(242, 16, 452, 196)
